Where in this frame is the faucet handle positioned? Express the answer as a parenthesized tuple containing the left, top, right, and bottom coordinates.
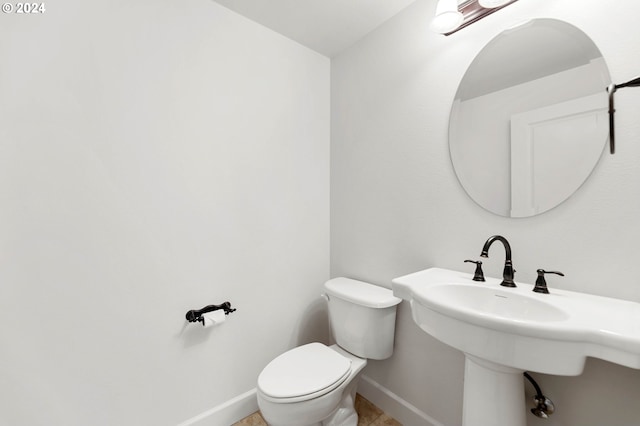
(533, 269, 564, 294)
(464, 260, 485, 282)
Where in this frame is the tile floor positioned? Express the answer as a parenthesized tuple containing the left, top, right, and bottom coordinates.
(232, 394, 401, 426)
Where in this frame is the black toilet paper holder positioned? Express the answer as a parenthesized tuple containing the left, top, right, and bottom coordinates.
(185, 302, 236, 325)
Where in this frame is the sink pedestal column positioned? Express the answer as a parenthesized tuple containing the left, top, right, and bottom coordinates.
(462, 355, 526, 426)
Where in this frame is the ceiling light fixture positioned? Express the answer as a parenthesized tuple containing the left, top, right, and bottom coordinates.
(478, 0, 513, 8)
(430, 0, 464, 34)
(432, 0, 519, 35)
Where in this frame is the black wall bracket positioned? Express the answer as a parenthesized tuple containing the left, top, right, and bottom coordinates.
(607, 76, 640, 154)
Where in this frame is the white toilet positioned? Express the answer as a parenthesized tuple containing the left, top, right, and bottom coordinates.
(257, 277, 402, 426)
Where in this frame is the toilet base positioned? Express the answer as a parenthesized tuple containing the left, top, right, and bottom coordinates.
(321, 378, 358, 426)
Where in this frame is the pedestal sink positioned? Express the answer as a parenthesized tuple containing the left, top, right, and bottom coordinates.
(392, 267, 640, 426)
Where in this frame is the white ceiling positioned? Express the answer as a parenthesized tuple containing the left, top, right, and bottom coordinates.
(211, 0, 419, 57)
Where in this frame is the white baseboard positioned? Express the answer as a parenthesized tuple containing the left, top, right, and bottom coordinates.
(176, 376, 441, 426)
(358, 375, 444, 426)
(176, 388, 258, 426)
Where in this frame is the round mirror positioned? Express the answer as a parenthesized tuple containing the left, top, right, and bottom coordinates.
(449, 19, 611, 217)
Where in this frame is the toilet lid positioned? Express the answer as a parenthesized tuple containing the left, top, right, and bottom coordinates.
(258, 343, 352, 400)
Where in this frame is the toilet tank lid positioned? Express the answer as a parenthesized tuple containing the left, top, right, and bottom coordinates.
(324, 277, 401, 308)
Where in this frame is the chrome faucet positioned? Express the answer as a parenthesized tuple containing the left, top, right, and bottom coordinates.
(480, 235, 516, 287)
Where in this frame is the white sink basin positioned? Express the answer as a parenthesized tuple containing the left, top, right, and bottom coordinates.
(392, 267, 640, 375)
(421, 282, 569, 322)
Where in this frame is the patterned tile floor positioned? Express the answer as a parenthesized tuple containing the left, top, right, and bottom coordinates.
(233, 394, 401, 426)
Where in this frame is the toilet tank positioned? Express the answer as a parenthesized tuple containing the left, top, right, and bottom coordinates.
(324, 277, 402, 360)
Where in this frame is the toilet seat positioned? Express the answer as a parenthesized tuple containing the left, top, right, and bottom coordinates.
(258, 343, 352, 403)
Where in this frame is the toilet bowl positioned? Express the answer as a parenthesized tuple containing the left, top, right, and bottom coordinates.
(257, 343, 366, 426)
(256, 277, 401, 426)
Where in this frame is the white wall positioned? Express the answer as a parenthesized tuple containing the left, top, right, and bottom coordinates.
(0, 1, 329, 425)
(331, 0, 640, 425)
